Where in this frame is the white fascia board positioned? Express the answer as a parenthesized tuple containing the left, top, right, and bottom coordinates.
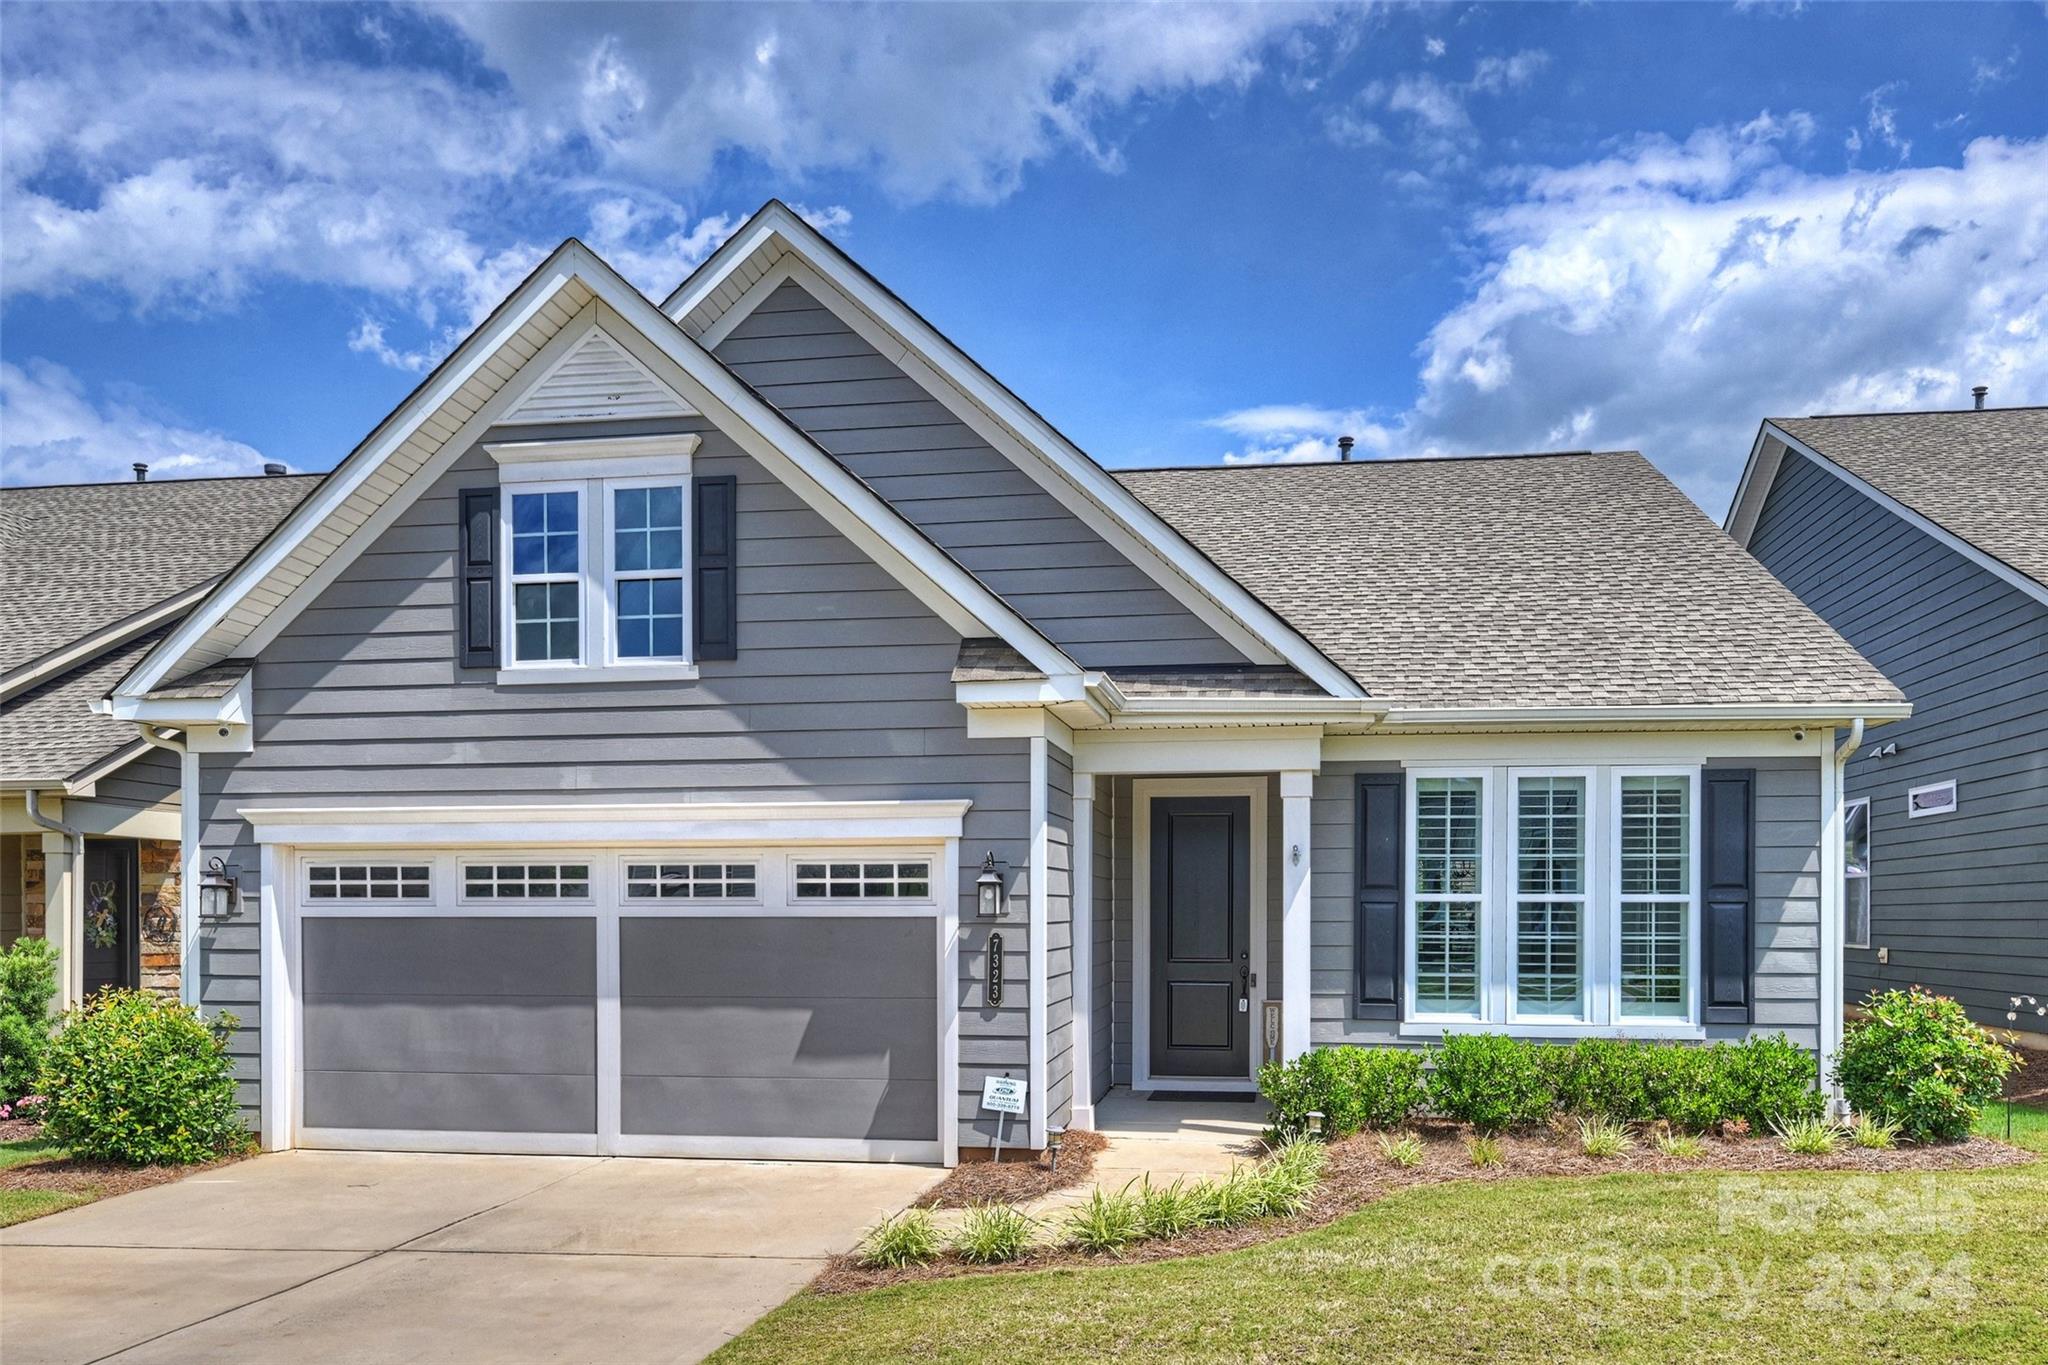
(237, 799, 974, 848)
(485, 432, 700, 480)
(1721, 422, 1781, 545)
(568, 260, 1082, 678)
(114, 246, 589, 700)
(1375, 701, 1913, 727)
(1753, 424, 2048, 609)
(663, 205, 1364, 699)
(1, 580, 216, 703)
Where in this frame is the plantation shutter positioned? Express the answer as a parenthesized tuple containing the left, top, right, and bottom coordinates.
(692, 474, 739, 661)
(458, 488, 499, 669)
(1701, 767, 1755, 1024)
(1354, 772, 1403, 1019)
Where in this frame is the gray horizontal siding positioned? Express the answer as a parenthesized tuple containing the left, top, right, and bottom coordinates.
(198, 419, 1033, 1148)
(1748, 450, 2048, 1028)
(716, 282, 1245, 670)
(96, 742, 179, 809)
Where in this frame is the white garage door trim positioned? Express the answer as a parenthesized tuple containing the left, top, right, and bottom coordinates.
(251, 801, 967, 1166)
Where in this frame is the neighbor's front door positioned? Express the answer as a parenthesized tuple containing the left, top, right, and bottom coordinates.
(82, 839, 137, 998)
(1148, 795, 1251, 1080)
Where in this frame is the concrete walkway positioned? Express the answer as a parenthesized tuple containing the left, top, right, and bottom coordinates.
(2, 1150, 938, 1365)
(999, 1089, 1275, 1227)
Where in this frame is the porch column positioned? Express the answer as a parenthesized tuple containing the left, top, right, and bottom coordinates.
(1070, 774, 1096, 1129)
(1280, 770, 1313, 1061)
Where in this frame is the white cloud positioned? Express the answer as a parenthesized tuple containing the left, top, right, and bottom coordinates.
(2, 3, 1321, 371)
(1213, 121, 2048, 514)
(1425, 37, 1447, 59)
(0, 359, 271, 485)
(1326, 49, 1548, 170)
(1861, 82, 1912, 163)
(1970, 47, 2019, 91)
(1206, 405, 1392, 464)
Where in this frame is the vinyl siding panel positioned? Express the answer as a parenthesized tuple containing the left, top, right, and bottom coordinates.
(715, 283, 1246, 670)
(1045, 744, 1075, 1127)
(1748, 450, 2048, 1029)
(198, 416, 1032, 1148)
(95, 744, 179, 809)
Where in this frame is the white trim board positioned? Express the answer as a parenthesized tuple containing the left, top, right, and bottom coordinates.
(1129, 777, 1269, 1094)
(1725, 424, 2048, 610)
(237, 799, 975, 848)
(114, 247, 1084, 702)
(663, 202, 1365, 700)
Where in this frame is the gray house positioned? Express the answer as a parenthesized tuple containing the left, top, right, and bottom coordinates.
(90, 202, 1905, 1165)
(1727, 406, 2047, 1042)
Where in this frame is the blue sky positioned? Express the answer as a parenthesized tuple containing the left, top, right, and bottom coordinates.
(3, 2, 2043, 516)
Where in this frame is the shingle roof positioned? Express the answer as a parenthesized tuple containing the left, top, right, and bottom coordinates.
(140, 659, 253, 701)
(1116, 452, 1904, 711)
(1110, 667, 1325, 699)
(1770, 407, 2048, 591)
(951, 638, 1043, 682)
(0, 474, 321, 675)
(0, 631, 161, 785)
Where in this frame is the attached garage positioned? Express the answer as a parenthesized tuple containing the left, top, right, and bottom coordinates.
(254, 803, 965, 1165)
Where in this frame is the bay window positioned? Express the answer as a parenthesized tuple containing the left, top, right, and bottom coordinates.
(1404, 765, 1701, 1032)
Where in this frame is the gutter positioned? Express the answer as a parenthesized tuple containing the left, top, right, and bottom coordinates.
(1819, 716, 1867, 1112)
(22, 790, 85, 1011)
(138, 725, 203, 1009)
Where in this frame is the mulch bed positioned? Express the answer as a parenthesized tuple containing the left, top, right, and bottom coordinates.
(916, 1128, 1109, 1209)
(1, 1122, 248, 1203)
(812, 1119, 2034, 1295)
(2001, 1054, 2045, 1106)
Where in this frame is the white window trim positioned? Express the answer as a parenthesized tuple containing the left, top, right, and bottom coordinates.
(785, 852, 937, 908)
(1506, 767, 1597, 1027)
(303, 857, 435, 905)
(617, 851, 764, 908)
(491, 438, 700, 686)
(1906, 779, 1957, 819)
(1610, 767, 1702, 1029)
(1843, 797, 1871, 950)
(1398, 763, 1706, 1039)
(458, 857, 598, 906)
(1404, 767, 1489, 1025)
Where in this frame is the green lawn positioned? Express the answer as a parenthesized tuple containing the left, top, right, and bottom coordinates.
(715, 1110, 2048, 1365)
(0, 1136, 90, 1227)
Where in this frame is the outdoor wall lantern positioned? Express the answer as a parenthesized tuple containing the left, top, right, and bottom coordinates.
(976, 852, 1008, 918)
(196, 857, 238, 919)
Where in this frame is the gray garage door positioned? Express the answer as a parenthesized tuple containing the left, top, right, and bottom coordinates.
(301, 916, 598, 1137)
(620, 916, 937, 1143)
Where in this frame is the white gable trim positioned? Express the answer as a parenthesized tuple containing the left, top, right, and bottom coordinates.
(1728, 422, 2048, 609)
(115, 243, 1081, 700)
(502, 323, 696, 425)
(664, 204, 1366, 699)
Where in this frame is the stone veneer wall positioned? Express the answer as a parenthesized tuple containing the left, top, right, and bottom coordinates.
(16, 839, 182, 998)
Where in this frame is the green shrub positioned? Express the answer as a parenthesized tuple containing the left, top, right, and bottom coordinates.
(950, 1203, 1035, 1264)
(1258, 1045, 1428, 1139)
(1849, 1113, 1901, 1151)
(1064, 1187, 1143, 1255)
(860, 1208, 940, 1268)
(1192, 1167, 1266, 1227)
(36, 991, 248, 1165)
(0, 938, 60, 1101)
(1834, 988, 2017, 1143)
(1723, 1034, 1826, 1129)
(1538, 1036, 1815, 1131)
(1251, 1138, 1326, 1216)
(1466, 1134, 1505, 1168)
(1427, 1034, 1553, 1131)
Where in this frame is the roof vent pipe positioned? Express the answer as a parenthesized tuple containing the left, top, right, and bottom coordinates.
(132, 463, 149, 482)
(1337, 435, 1355, 462)
(1971, 385, 1988, 411)
(263, 462, 288, 476)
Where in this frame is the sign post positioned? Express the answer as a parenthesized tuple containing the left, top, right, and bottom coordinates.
(980, 1074, 1028, 1163)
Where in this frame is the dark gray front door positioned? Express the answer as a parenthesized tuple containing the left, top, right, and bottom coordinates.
(1149, 795, 1251, 1080)
(82, 840, 137, 998)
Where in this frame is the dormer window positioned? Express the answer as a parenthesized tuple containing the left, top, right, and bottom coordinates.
(484, 434, 702, 683)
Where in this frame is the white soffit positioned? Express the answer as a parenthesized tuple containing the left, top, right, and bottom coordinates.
(502, 325, 697, 425)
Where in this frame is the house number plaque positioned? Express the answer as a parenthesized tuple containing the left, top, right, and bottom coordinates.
(986, 931, 1004, 1006)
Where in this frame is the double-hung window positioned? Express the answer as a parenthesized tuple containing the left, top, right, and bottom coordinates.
(1843, 798, 1871, 950)
(491, 435, 699, 681)
(1404, 764, 1700, 1032)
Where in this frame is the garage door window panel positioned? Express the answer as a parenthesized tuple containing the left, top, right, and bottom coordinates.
(462, 862, 592, 901)
(306, 862, 431, 901)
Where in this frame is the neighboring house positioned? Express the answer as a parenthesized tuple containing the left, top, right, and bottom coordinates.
(1726, 406, 2048, 1042)
(1, 474, 317, 1008)
(75, 202, 1904, 1166)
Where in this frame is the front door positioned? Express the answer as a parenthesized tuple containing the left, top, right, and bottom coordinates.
(82, 840, 138, 998)
(1148, 795, 1251, 1080)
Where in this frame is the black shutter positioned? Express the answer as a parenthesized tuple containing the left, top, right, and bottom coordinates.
(693, 474, 739, 662)
(458, 488, 498, 669)
(1354, 772, 1403, 1019)
(1701, 768, 1754, 1024)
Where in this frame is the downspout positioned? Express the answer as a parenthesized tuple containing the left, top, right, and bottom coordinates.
(138, 726, 203, 1009)
(23, 789, 84, 1012)
(1820, 717, 1866, 1113)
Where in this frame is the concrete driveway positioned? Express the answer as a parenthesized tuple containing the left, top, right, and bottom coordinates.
(2, 1151, 938, 1365)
